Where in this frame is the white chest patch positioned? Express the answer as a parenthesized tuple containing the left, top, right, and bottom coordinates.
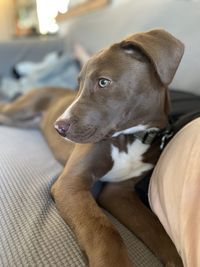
(100, 139, 154, 182)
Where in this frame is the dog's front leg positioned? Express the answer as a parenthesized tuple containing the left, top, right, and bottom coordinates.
(51, 145, 133, 267)
(51, 175, 132, 267)
(98, 181, 183, 267)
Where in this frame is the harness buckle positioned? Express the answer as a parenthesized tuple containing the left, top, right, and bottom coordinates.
(160, 130, 173, 150)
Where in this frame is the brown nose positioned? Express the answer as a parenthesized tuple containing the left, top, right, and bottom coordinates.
(54, 120, 70, 137)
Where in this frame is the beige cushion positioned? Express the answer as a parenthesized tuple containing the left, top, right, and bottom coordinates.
(149, 118, 200, 267)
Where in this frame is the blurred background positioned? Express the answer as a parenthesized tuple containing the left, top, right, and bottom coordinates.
(0, 0, 199, 101)
(0, 0, 110, 39)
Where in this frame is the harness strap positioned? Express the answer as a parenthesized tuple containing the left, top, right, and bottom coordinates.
(133, 124, 174, 150)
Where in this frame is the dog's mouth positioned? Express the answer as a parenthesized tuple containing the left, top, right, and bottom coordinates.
(62, 126, 100, 143)
(55, 117, 120, 143)
(63, 125, 121, 143)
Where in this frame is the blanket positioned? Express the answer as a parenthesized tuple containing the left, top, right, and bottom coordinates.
(0, 53, 79, 101)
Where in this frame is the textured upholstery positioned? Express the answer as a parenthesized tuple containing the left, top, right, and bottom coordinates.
(0, 126, 162, 266)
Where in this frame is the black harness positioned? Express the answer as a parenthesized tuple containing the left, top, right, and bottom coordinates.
(133, 123, 174, 150)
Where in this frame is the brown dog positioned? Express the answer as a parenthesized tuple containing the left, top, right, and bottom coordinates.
(0, 29, 184, 266)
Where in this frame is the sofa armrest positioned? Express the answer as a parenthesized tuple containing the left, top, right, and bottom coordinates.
(0, 37, 65, 77)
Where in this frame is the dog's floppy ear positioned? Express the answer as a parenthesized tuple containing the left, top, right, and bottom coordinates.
(121, 29, 184, 85)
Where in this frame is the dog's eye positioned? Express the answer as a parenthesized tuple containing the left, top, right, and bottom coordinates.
(98, 78, 111, 88)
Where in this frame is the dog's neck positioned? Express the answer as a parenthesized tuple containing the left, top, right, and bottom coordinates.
(113, 84, 170, 137)
(112, 122, 173, 151)
(112, 124, 159, 144)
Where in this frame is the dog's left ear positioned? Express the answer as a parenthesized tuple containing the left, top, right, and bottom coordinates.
(120, 29, 184, 85)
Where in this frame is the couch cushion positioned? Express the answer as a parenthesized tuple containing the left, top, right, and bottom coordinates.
(0, 126, 162, 267)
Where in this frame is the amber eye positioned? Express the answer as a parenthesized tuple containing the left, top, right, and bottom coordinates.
(98, 78, 111, 88)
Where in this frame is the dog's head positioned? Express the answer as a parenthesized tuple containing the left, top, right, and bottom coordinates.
(55, 29, 184, 143)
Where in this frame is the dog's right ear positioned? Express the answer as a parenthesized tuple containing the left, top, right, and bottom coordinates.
(119, 29, 184, 85)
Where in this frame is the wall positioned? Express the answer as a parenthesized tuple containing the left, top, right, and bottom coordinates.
(0, 0, 16, 41)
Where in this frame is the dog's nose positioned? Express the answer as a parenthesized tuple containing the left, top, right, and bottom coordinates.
(54, 120, 70, 137)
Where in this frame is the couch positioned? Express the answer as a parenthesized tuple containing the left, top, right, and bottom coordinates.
(0, 0, 200, 266)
